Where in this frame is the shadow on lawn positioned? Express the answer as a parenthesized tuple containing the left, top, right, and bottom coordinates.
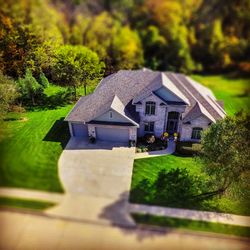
(26, 89, 75, 111)
(43, 117, 70, 149)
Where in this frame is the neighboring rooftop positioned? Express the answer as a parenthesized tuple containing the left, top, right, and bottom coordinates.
(65, 69, 226, 123)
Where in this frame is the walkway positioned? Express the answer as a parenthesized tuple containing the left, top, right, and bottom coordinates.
(134, 140, 176, 159)
(129, 203, 250, 227)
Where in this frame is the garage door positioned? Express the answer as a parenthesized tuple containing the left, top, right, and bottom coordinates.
(71, 123, 88, 138)
(96, 127, 129, 142)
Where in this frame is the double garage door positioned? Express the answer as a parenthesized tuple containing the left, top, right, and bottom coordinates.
(96, 127, 129, 143)
(71, 123, 129, 143)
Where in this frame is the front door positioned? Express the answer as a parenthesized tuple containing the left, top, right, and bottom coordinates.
(166, 112, 179, 135)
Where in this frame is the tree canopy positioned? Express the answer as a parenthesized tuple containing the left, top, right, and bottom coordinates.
(52, 45, 104, 97)
(0, 0, 249, 79)
(199, 112, 250, 198)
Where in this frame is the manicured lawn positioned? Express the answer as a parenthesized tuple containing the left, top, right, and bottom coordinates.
(132, 213, 250, 238)
(191, 75, 250, 116)
(0, 85, 75, 192)
(0, 196, 55, 210)
(130, 155, 249, 216)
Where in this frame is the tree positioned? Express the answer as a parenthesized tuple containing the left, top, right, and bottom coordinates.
(154, 168, 203, 206)
(39, 72, 50, 88)
(198, 113, 250, 198)
(0, 72, 19, 119)
(52, 45, 104, 98)
(16, 69, 44, 105)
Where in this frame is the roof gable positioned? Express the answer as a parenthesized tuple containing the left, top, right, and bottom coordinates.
(183, 102, 216, 123)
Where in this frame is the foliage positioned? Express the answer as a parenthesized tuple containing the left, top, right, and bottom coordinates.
(71, 12, 144, 74)
(39, 72, 50, 88)
(0, 0, 66, 78)
(16, 69, 44, 105)
(1, 0, 249, 77)
(0, 72, 19, 120)
(176, 141, 201, 156)
(199, 112, 250, 197)
(131, 168, 204, 207)
(52, 45, 104, 97)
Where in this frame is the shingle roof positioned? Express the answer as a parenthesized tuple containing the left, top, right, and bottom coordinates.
(65, 69, 225, 123)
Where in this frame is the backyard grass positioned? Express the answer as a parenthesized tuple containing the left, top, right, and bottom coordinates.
(132, 213, 250, 238)
(191, 75, 250, 116)
(0, 196, 55, 210)
(130, 155, 250, 216)
(0, 85, 76, 192)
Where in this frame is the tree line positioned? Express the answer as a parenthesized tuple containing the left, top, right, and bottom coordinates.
(0, 0, 249, 118)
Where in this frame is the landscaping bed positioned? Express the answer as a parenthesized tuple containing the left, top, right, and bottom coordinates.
(136, 135, 168, 153)
(175, 141, 201, 156)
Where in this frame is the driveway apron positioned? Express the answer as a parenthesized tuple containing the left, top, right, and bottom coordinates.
(46, 138, 136, 227)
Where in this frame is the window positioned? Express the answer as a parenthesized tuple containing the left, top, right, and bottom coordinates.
(168, 112, 179, 119)
(144, 122, 154, 132)
(109, 111, 113, 119)
(145, 102, 156, 115)
(191, 127, 203, 140)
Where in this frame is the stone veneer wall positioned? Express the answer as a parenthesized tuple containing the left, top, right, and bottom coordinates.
(136, 94, 187, 138)
(180, 115, 211, 141)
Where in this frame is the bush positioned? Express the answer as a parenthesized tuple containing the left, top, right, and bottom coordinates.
(176, 141, 201, 156)
(39, 72, 50, 88)
(145, 134, 155, 144)
(136, 148, 142, 153)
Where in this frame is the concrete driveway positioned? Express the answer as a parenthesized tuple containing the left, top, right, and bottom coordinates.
(59, 138, 135, 198)
(46, 138, 136, 226)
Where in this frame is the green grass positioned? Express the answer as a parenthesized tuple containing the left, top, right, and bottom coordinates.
(130, 155, 249, 216)
(191, 75, 250, 116)
(132, 154, 203, 186)
(0, 196, 55, 210)
(0, 85, 75, 192)
(132, 213, 250, 238)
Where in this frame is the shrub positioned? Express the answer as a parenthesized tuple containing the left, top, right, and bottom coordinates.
(176, 141, 201, 156)
(145, 134, 155, 144)
(39, 72, 50, 88)
(136, 148, 142, 153)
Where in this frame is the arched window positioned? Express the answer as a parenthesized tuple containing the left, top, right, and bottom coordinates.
(145, 101, 156, 115)
(191, 127, 203, 140)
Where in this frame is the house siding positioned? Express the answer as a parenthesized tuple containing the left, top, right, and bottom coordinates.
(94, 109, 130, 123)
(180, 115, 211, 141)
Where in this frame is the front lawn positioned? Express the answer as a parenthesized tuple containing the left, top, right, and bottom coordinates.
(132, 213, 250, 238)
(130, 155, 249, 216)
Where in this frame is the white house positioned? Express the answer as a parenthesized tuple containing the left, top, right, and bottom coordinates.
(65, 69, 226, 143)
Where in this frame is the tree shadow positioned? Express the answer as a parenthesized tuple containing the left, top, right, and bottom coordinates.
(98, 191, 169, 241)
(43, 117, 70, 149)
(26, 89, 75, 111)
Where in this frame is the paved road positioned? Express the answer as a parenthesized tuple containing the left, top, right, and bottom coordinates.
(0, 210, 249, 250)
